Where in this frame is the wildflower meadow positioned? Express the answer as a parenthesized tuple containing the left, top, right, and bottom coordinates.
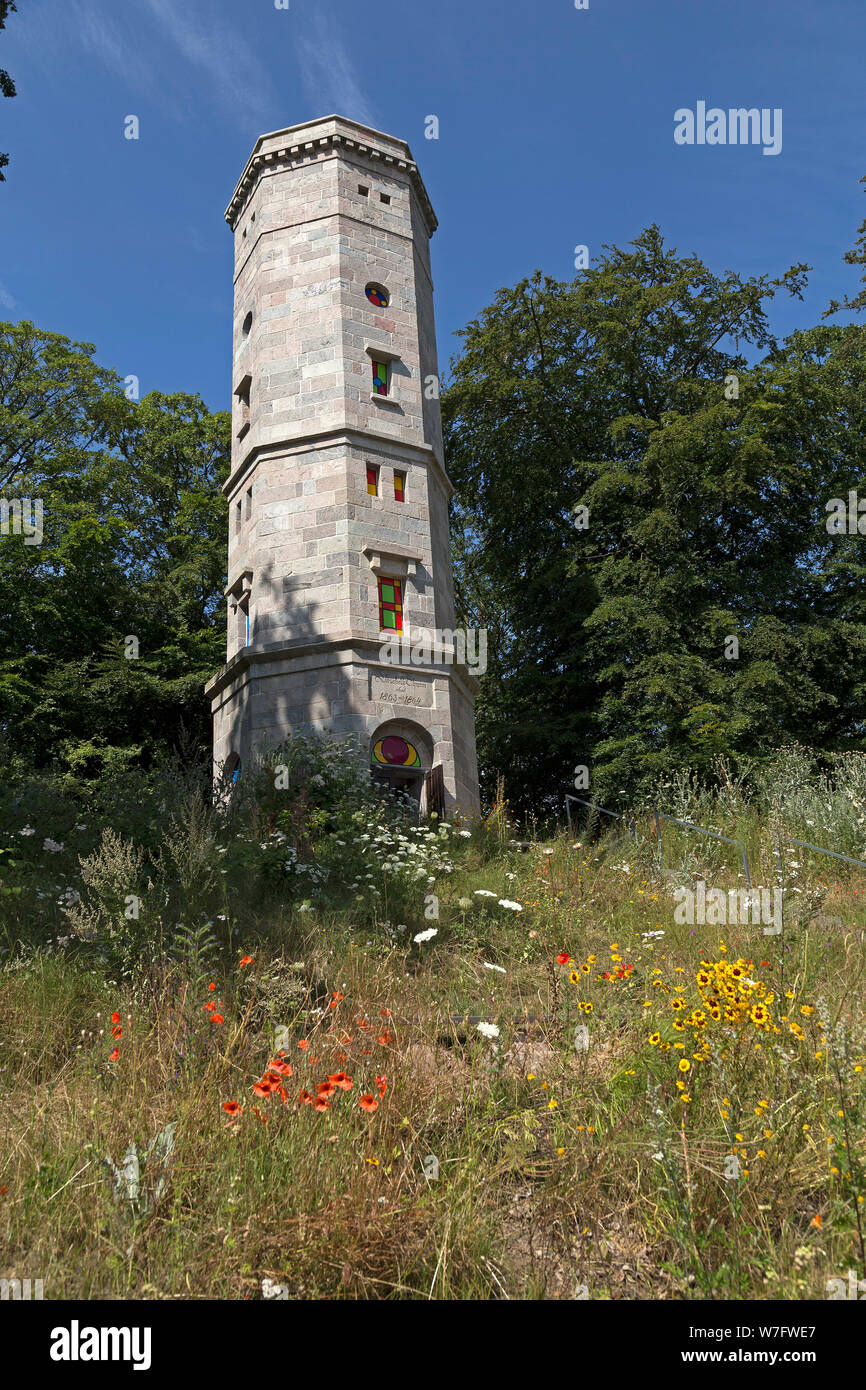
(1, 737, 863, 1302)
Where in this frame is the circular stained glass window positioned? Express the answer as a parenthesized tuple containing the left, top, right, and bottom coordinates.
(372, 735, 421, 768)
(365, 284, 389, 308)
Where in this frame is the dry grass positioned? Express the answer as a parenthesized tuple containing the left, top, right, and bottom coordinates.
(1, 817, 864, 1300)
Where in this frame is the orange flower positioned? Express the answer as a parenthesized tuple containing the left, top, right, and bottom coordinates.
(239, 955, 254, 968)
(377, 1031, 391, 1046)
(376, 1075, 388, 1097)
(208, 982, 216, 992)
(314, 1096, 330, 1112)
(328, 1072, 354, 1091)
(211, 1013, 225, 1025)
(222, 1101, 242, 1116)
(108, 1048, 120, 1062)
(359, 1095, 378, 1113)
(298, 1090, 313, 1105)
(111, 1011, 121, 1025)
(811, 1214, 823, 1229)
(329, 992, 344, 1009)
(203, 1001, 216, 1012)
(297, 1039, 310, 1051)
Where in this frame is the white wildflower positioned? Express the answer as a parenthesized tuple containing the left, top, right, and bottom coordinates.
(497, 899, 523, 911)
(476, 1021, 500, 1039)
(413, 927, 438, 944)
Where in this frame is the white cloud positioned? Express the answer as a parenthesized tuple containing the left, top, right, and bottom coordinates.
(296, 13, 376, 128)
(0, 282, 17, 311)
(143, 0, 279, 129)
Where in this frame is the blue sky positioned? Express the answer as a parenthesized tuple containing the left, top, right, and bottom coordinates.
(2, 0, 864, 410)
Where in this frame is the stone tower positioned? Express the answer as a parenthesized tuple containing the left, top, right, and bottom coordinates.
(206, 116, 480, 815)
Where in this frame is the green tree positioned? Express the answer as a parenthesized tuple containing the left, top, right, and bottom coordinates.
(443, 226, 866, 811)
(0, 1, 17, 181)
(0, 321, 231, 774)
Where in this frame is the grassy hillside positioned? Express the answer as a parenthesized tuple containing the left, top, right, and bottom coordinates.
(1, 739, 864, 1299)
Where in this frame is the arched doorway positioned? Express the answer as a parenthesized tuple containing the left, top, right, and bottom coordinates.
(369, 723, 432, 809)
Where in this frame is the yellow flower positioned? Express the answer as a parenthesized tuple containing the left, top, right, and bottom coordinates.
(649, 1033, 660, 1046)
(678, 1059, 690, 1073)
(548, 1099, 558, 1110)
(556, 1147, 565, 1156)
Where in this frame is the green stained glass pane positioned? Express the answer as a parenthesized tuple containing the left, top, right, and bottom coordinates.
(381, 584, 394, 602)
(382, 609, 396, 628)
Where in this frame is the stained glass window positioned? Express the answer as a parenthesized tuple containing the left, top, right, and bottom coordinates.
(366, 465, 378, 497)
(366, 284, 389, 308)
(372, 359, 389, 395)
(394, 471, 405, 503)
(378, 576, 402, 631)
(371, 735, 421, 769)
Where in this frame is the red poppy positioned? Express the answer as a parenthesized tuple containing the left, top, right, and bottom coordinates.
(111, 1011, 121, 1025)
(377, 1031, 391, 1046)
(261, 1070, 284, 1088)
(269, 1059, 293, 1076)
(239, 955, 254, 968)
(212, 1013, 225, 1025)
(111, 1026, 122, 1039)
(203, 1001, 216, 1012)
(298, 1090, 313, 1105)
(252, 1080, 273, 1099)
(108, 1048, 120, 1062)
(359, 1095, 378, 1113)
(329, 992, 344, 1009)
(379, 1009, 391, 1018)
(556, 952, 571, 965)
(317, 1081, 337, 1099)
(314, 1096, 330, 1112)
(376, 1075, 388, 1098)
(222, 1101, 242, 1116)
(297, 1039, 310, 1051)
(208, 982, 216, 992)
(328, 1072, 353, 1091)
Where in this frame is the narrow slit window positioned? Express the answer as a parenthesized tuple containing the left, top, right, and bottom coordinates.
(371, 359, 389, 396)
(245, 486, 252, 520)
(235, 500, 242, 534)
(378, 576, 403, 632)
(393, 471, 405, 503)
(366, 465, 379, 497)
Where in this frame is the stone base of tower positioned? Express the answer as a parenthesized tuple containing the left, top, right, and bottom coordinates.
(206, 634, 480, 817)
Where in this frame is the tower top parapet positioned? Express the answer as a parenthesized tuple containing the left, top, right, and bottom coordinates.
(224, 114, 438, 238)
